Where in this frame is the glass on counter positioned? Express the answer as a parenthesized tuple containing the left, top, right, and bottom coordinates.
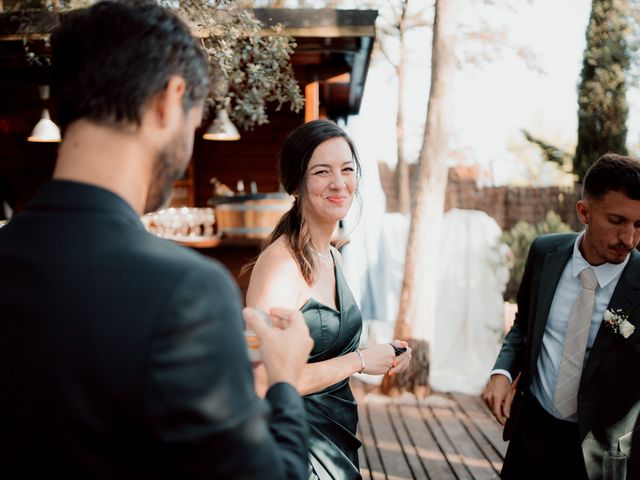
(141, 207, 218, 247)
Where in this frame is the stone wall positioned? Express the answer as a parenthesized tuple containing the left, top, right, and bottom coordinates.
(378, 162, 581, 231)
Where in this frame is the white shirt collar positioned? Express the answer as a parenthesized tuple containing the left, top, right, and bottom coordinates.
(571, 231, 630, 288)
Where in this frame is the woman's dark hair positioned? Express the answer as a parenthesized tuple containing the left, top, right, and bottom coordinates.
(583, 153, 640, 201)
(247, 119, 361, 286)
(50, 0, 210, 134)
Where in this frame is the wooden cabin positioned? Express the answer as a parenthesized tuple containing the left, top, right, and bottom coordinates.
(0, 7, 377, 296)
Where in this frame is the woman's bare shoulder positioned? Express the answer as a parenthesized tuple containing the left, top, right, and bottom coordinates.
(246, 237, 304, 308)
(255, 237, 300, 277)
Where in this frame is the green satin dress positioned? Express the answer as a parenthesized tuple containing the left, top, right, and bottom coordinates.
(301, 252, 363, 480)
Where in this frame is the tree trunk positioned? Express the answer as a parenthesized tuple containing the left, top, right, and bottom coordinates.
(382, 0, 455, 396)
(395, 0, 411, 215)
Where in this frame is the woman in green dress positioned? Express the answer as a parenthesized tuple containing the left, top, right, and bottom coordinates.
(246, 120, 412, 480)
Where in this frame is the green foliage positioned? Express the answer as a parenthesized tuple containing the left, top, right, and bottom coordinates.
(522, 129, 572, 167)
(574, 0, 630, 182)
(501, 211, 572, 302)
(180, 0, 304, 130)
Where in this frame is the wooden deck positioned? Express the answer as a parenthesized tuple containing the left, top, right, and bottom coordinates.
(352, 381, 509, 479)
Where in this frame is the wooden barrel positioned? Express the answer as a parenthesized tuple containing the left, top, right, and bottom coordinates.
(209, 193, 294, 239)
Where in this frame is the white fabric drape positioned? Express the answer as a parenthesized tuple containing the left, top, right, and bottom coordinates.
(429, 208, 509, 395)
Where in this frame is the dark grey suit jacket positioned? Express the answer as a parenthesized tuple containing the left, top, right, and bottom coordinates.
(0, 180, 308, 479)
(493, 233, 640, 479)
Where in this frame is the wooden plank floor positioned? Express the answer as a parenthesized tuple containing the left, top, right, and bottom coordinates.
(352, 380, 509, 480)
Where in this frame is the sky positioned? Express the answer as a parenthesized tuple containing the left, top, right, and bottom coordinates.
(351, 0, 623, 186)
(257, 0, 639, 186)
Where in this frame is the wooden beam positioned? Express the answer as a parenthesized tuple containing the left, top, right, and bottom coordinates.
(262, 25, 375, 38)
(304, 81, 319, 123)
(253, 9, 378, 29)
(327, 73, 350, 83)
(293, 36, 361, 53)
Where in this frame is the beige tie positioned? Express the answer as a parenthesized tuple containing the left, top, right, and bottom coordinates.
(553, 267, 598, 418)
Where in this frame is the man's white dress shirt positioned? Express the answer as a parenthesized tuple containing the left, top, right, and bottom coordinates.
(492, 233, 629, 421)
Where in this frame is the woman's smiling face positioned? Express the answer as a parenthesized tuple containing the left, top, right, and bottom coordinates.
(303, 136, 357, 225)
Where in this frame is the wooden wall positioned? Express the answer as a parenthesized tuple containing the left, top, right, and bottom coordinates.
(0, 102, 304, 215)
(0, 81, 57, 214)
(191, 108, 305, 303)
(0, 137, 56, 214)
(193, 108, 304, 206)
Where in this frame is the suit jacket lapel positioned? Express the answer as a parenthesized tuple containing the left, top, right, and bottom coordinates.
(581, 250, 640, 391)
(529, 238, 574, 373)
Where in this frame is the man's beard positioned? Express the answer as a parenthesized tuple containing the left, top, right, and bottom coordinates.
(145, 135, 190, 213)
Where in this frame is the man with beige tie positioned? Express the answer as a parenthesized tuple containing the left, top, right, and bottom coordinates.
(484, 153, 640, 479)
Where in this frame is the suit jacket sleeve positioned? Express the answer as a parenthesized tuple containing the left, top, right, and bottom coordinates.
(142, 261, 309, 479)
(492, 237, 540, 380)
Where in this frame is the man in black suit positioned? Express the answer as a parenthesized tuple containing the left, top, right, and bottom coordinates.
(484, 154, 640, 479)
(0, 2, 313, 478)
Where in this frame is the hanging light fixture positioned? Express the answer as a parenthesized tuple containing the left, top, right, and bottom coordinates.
(28, 85, 61, 143)
(202, 109, 240, 141)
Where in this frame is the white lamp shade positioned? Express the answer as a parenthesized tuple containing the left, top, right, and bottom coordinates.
(27, 109, 61, 143)
(202, 109, 240, 141)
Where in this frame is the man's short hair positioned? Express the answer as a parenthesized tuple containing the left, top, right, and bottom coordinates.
(583, 153, 640, 201)
(50, 0, 210, 134)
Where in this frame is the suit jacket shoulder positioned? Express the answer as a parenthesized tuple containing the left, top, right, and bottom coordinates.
(531, 232, 578, 256)
(0, 184, 309, 478)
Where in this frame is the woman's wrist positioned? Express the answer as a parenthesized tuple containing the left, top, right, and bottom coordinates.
(355, 349, 365, 374)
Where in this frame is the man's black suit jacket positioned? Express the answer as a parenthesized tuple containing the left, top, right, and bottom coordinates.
(0, 180, 308, 479)
(493, 233, 640, 479)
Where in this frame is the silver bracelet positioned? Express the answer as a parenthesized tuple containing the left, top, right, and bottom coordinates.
(356, 349, 365, 374)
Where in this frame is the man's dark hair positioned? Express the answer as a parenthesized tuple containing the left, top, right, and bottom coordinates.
(50, 0, 210, 134)
(583, 153, 640, 201)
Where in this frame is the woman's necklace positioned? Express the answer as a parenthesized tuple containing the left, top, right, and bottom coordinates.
(311, 247, 333, 263)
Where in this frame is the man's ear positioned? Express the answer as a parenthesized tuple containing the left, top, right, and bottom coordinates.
(576, 199, 590, 225)
(154, 76, 187, 128)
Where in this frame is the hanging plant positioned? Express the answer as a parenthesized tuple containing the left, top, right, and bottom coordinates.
(10, 0, 304, 130)
(176, 0, 304, 130)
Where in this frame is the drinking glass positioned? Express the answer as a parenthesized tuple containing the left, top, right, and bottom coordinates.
(203, 208, 215, 236)
(603, 450, 627, 480)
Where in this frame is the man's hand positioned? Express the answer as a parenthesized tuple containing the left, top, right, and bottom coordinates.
(482, 374, 514, 426)
(243, 307, 313, 389)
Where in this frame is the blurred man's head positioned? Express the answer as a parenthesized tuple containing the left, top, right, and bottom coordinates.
(51, 1, 210, 211)
(577, 153, 640, 265)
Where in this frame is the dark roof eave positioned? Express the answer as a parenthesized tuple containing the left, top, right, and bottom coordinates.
(253, 8, 377, 32)
(253, 9, 378, 117)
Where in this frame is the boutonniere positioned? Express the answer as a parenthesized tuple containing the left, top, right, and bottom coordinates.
(603, 308, 636, 339)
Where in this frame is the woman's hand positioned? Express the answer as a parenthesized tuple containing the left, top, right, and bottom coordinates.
(360, 343, 395, 375)
(387, 340, 412, 377)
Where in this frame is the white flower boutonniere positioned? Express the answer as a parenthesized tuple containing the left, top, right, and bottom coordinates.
(604, 308, 636, 339)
